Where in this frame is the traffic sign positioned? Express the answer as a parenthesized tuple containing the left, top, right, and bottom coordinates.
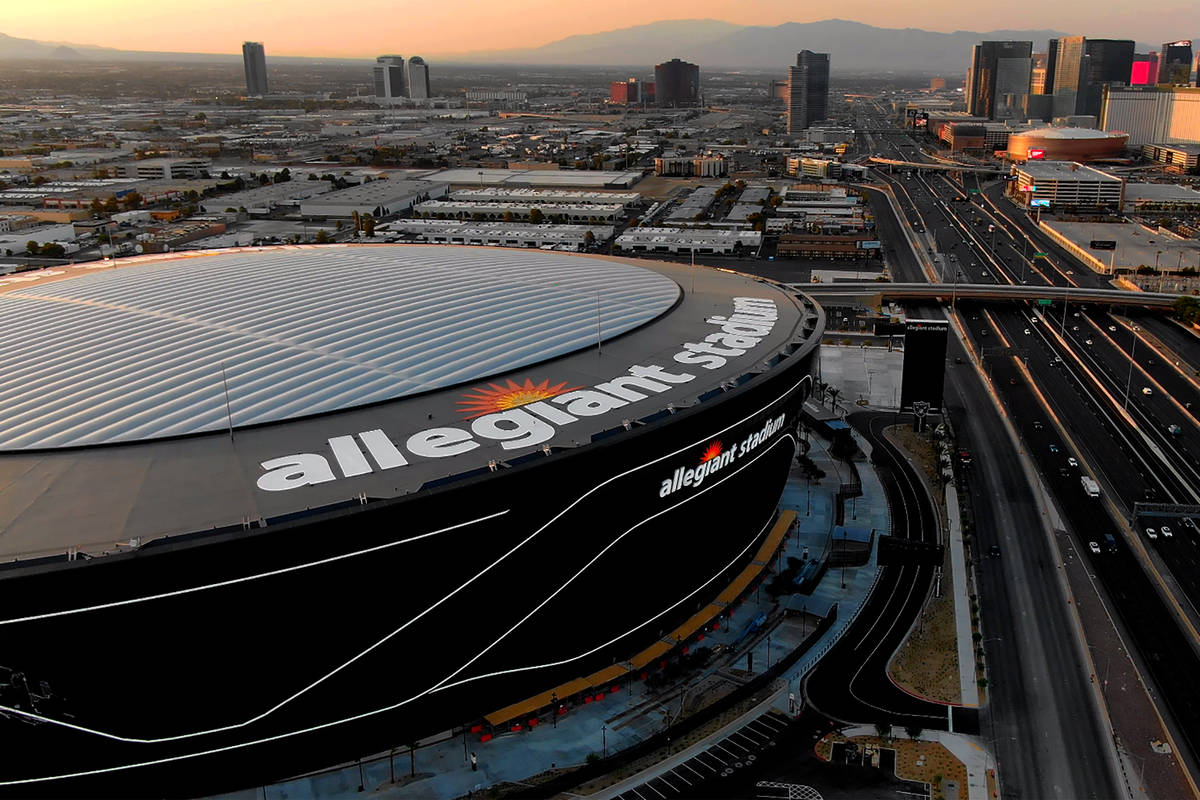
(968, 189, 981, 194)
(1033, 252, 1047, 258)
(1037, 299, 1052, 306)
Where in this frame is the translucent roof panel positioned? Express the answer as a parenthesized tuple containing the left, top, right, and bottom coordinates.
(0, 246, 681, 450)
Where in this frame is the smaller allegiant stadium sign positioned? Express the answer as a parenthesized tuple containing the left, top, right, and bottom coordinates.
(657, 413, 787, 498)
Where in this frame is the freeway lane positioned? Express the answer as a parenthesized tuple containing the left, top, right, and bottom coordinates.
(959, 299, 1200, 770)
(944, 329, 1117, 800)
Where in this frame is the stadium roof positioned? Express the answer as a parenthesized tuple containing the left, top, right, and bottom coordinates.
(0, 246, 679, 450)
(1013, 127, 1126, 140)
(0, 247, 818, 559)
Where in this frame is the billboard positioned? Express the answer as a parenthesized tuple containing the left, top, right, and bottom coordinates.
(858, 240, 882, 250)
(1030, 199, 1051, 208)
(1027, 148, 1046, 160)
(900, 318, 948, 412)
(1090, 240, 1117, 250)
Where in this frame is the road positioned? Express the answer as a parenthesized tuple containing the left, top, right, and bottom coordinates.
(870, 127, 1200, 791)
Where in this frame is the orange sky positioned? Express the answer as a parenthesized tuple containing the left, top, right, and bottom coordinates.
(1, 0, 1180, 57)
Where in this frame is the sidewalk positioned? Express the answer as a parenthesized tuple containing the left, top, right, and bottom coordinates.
(213, 430, 893, 800)
(945, 486, 979, 708)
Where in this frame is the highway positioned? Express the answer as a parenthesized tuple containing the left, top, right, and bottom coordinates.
(868, 127, 1200, 790)
(802, 282, 1179, 308)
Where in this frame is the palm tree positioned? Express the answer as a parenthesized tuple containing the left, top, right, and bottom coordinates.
(408, 741, 418, 777)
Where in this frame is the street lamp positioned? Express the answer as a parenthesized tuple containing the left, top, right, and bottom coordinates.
(1123, 333, 1138, 410)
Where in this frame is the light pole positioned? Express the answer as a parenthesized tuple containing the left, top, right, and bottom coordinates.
(602, 724, 607, 758)
(1123, 334, 1138, 410)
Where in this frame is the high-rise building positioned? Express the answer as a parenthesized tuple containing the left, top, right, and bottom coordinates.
(1031, 53, 1048, 94)
(1132, 53, 1161, 85)
(1160, 41, 1194, 85)
(1045, 39, 1059, 94)
(242, 41, 269, 96)
(610, 78, 640, 104)
(967, 41, 1032, 120)
(373, 56, 406, 100)
(654, 58, 700, 107)
(1101, 85, 1200, 146)
(1081, 39, 1135, 116)
(930, 77, 947, 90)
(406, 57, 431, 99)
(1052, 36, 1089, 115)
(786, 50, 830, 133)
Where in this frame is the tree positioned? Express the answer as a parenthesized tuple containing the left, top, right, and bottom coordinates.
(40, 243, 66, 259)
(528, 207, 545, 225)
(314, 229, 331, 243)
(584, 230, 596, 248)
(874, 721, 893, 740)
(90, 197, 105, 213)
(103, 197, 119, 212)
(25, 240, 39, 255)
(362, 214, 376, 237)
(904, 725, 923, 740)
(1174, 295, 1200, 325)
(121, 191, 143, 209)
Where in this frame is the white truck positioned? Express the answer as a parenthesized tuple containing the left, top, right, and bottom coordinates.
(1081, 476, 1100, 498)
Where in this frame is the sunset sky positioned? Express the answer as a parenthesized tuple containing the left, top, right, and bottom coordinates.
(1, 0, 1184, 57)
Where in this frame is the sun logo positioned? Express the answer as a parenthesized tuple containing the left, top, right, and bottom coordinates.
(699, 441, 723, 464)
(457, 378, 580, 419)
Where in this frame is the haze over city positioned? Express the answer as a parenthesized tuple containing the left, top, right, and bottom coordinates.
(2, 2, 1200, 799)
(0, 0, 1188, 57)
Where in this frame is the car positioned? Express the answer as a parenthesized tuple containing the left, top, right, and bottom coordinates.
(1162, 525, 1173, 538)
(1024, 328, 1031, 334)
(1009, 377, 1018, 385)
(980, 329, 989, 336)
(1185, 518, 1197, 531)
(954, 356, 964, 364)
(1067, 457, 1078, 467)
(1089, 541, 1102, 554)
(1033, 420, 1044, 429)
(1146, 527, 1158, 539)
(1085, 339, 1093, 345)
(1147, 359, 1156, 366)
(1049, 444, 1060, 453)
(988, 544, 1001, 558)
(1108, 325, 1117, 332)
(1072, 325, 1080, 331)
(1073, 312, 1080, 317)
(1142, 387, 1152, 395)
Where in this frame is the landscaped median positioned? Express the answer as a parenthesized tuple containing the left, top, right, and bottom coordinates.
(816, 730, 968, 800)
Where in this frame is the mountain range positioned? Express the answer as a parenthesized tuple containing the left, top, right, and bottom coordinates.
(0, 20, 1161, 73)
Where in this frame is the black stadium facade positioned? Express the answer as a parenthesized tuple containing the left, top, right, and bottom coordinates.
(0, 245, 824, 795)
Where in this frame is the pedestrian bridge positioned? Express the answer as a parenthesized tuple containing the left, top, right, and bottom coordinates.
(797, 282, 1182, 309)
(867, 157, 1005, 175)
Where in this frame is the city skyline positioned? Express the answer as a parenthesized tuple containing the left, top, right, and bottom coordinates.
(0, 0, 1190, 59)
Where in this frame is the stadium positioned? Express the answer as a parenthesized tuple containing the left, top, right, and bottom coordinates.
(1004, 127, 1130, 163)
(0, 244, 823, 795)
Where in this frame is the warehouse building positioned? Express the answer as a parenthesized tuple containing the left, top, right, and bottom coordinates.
(300, 180, 448, 218)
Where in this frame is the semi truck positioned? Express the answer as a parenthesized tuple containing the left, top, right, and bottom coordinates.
(1081, 476, 1100, 498)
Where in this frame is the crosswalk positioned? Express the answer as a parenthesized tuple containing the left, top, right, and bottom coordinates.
(612, 710, 790, 799)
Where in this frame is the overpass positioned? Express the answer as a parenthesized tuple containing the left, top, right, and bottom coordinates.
(867, 157, 1005, 175)
(798, 282, 1182, 309)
